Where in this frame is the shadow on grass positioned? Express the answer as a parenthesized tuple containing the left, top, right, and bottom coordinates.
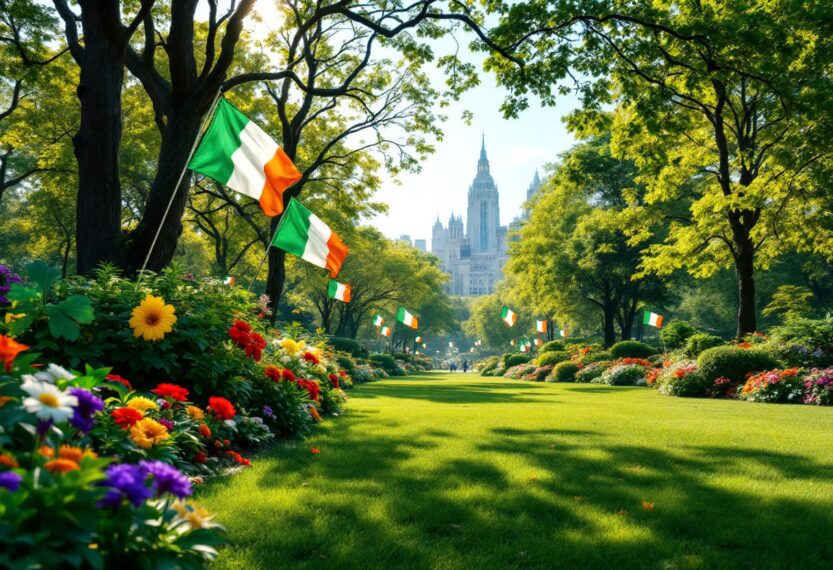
(202, 404, 833, 570)
(352, 376, 556, 405)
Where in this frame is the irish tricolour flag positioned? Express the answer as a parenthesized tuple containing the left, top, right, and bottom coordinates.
(373, 314, 384, 327)
(327, 280, 351, 302)
(415, 336, 423, 343)
(643, 310, 664, 328)
(380, 326, 392, 337)
(397, 307, 418, 329)
(189, 99, 301, 216)
(222, 276, 235, 286)
(536, 320, 548, 333)
(559, 329, 568, 338)
(271, 199, 348, 277)
(501, 306, 517, 327)
(534, 338, 543, 347)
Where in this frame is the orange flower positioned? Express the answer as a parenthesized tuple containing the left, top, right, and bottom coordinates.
(642, 501, 655, 511)
(199, 422, 211, 438)
(44, 458, 80, 473)
(309, 406, 321, 422)
(311, 447, 320, 455)
(58, 445, 97, 462)
(0, 396, 13, 408)
(0, 452, 18, 468)
(38, 446, 55, 458)
(0, 334, 28, 372)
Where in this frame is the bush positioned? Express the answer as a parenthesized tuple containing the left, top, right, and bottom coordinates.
(549, 361, 581, 382)
(540, 340, 566, 353)
(739, 368, 805, 403)
(697, 346, 780, 382)
(579, 350, 613, 364)
(684, 333, 725, 357)
(329, 336, 367, 357)
(656, 360, 711, 397)
(368, 353, 404, 375)
(503, 354, 531, 368)
(504, 363, 537, 379)
(803, 368, 833, 405)
(522, 365, 553, 382)
(610, 340, 656, 359)
(335, 353, 356, 372)
(536, 350, 569, 366)
(660, 321, 698, 350)
(766, 318, 833, 367)
(598, 363, 647, 386)
(574, 361, 610, 383)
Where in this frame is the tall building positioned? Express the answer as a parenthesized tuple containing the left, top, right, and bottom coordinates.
(428, 136, 519, 296)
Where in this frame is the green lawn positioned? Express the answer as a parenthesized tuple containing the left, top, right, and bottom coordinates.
(199, 372, 833, 569)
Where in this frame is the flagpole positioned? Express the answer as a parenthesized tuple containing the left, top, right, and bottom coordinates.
(246, 194, 300, 293)
(135, 89, 224, 291)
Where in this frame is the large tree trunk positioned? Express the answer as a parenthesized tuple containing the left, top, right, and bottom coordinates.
(122, 104, 206, 273)
(265, 224, 285, 325)
(74, 3, 125, 274)
(734, 235, 757, 338)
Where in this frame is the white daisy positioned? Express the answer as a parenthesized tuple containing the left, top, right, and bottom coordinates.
(21, 378, 78, 423)
(33, 363, 76, 383)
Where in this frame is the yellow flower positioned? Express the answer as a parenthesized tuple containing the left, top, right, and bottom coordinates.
(129, 295, 177, 341)
(129, 418, 169, 449)
(127, 396, 158, 412)
(186, 405, 204, 420)
(280, 337, 305, 355)
(173, 501, 215, 529)
(4, 313, 25, 324)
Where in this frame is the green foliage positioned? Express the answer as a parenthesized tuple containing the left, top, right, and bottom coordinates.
(540, 340, 566, 353)
(574, 361, 611, 383)
(763, 285, 815, 322)
(335, 353, 356, 372)
(684, 334, 726, 358)
(550, 361, 581, 383)
(765, 318, 833, 367)
(536, 351, 569, 367)
(503, 354, 530, 368)
(578, 350, 613, 364)
(329, 337, 366, 357)
(697, 347, 780, 383)
(368, 353, 404, 376)
(463, 295, 531, 351)
(660, 321, 698, 351)
(656, 361, 710, 398)
(598, 364, 647, 386)
(610, 341, 656, 359)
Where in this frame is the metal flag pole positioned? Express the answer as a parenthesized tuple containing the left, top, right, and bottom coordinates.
(247, 196, 295, 293)
(135, 89, 224, 291)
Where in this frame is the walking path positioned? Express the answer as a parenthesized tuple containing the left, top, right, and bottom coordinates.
(201, 372, 833, 569)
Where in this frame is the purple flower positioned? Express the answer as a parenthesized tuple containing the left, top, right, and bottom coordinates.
(0, 265, 23, 305)
(36, 419, 54, 436)
(158, 418, 174, 431)
(98, 463, 152, 508)
(0, 471, 22, 492)
(139, 460, 192, 498)
(262, 405, 273, 417)
(69, 388, 104, 433)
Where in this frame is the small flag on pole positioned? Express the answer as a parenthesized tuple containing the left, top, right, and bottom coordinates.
(501, 306, 517, 327)
(510, 339, 516, 347)
(380, 326, 392, 337)
(474, 340, 482, 347)
(373, 314, 384, 327)
(415, 336, 423, 343)
(536, 320, 548, 333)
(559, 329, 568, 338)
(643, 311, 664, 329)
(397, 307, 418, 329)
(327, 279, 351, 302)
(222, 276, 235, 286)
(188, 99, 302, 216)
(534, 338, 543, 347)
(422, 343, 427, 348)
(271, 199, 349, 277)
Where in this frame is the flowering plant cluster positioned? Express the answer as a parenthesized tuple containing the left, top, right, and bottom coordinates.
(803, 368, 833, 405)
(740, 368, 804, 403)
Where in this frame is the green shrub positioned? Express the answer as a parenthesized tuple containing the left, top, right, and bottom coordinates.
(598, 363, 647, 386)
(504, 363, 537, 379)
(656, 360, 711, 397)
(684, 333, 725, 357)
(697, 346, 779, 382)
(610, 340, 656, 359)
(540, 340, 566, 353)
(536, 350, 569, 366)
(368, 353, 404, 375)
(330, 336, 368, 357)
(550, 361, 581, 382)
(766, 318, 833, 367)
(523, 365, 553, 382)
(504, 354, 531, 368)
(574, 361, 610, 383)
(660, 321, 698, 350)
(335, 353, 356, 372)
(579, 350, 613, 364)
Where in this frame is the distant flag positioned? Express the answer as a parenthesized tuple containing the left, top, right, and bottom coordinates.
(415, 336, 423, 343)
(327, 279, 351, 302)
(222, 276, 235, 286)
(643, 310, 664, 329)
(397, 307, 419, 329)
(536, 320, 548, 333)
(559, 329, 568, 338)
(449, 341, 454, 348)
(501, 306, 517, 327)
(520, 338, 532, 351)
(534, 338, 543, 347)
(271, 199, 349, 277)
(510, 339, 516, 347)
(474, 340, 482, 347)
(372, 314, 384, 327)
(188, 98, 302, 216)
(380, 326, 392, 337)
(422, 343, 427, 348)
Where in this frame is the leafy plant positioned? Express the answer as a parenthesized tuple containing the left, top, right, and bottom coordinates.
(697, 346, 780, 383)
(660, 321, 698, 350)
(610, 341, 656, 359)
(549, 361, 581, 383)
(536, 350, 569, 367)
(684, 333, 725, 357)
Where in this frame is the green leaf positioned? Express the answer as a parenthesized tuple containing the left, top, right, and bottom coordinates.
(56, 295, 95, 324)
(43, 295, 95, 341)
(26, 261, 61, 297)
(6, 283, 40, 304)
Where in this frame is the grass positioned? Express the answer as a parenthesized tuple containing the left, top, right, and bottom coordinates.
(199, 372, 833, 569)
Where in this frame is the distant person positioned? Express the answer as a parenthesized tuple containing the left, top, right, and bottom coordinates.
(462, 360, 469, 373)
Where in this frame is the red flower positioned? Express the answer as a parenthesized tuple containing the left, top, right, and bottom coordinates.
(194, 451, 207, 464)
(151, 382, 189, 402)
(0, 335, 28, 373)
(328, 373, 340, 388)
(338, 370, 347, 378)
(228, 319, 252, 347)
(303, 351, 320, 365)
(311, 447, 320, 455)
(225, 450, 251, 466)
(199, 422, 211, 438)
(105, 374, 133, 390)
(111, 408, 143, 429)
(297, 379, 320, 401)
(208, 396, 236, 420)
(265, 365, 282, 382)
(281, 368, 296, 382)
(214, 439, 223, 448)
(246, 332, 267, 361)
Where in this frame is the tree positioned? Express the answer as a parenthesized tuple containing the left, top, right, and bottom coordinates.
(462, 294, 529, 353)
(482, 0, 833, 337)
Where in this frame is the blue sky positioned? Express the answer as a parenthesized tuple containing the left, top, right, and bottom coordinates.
(368, 53, 581, 248)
